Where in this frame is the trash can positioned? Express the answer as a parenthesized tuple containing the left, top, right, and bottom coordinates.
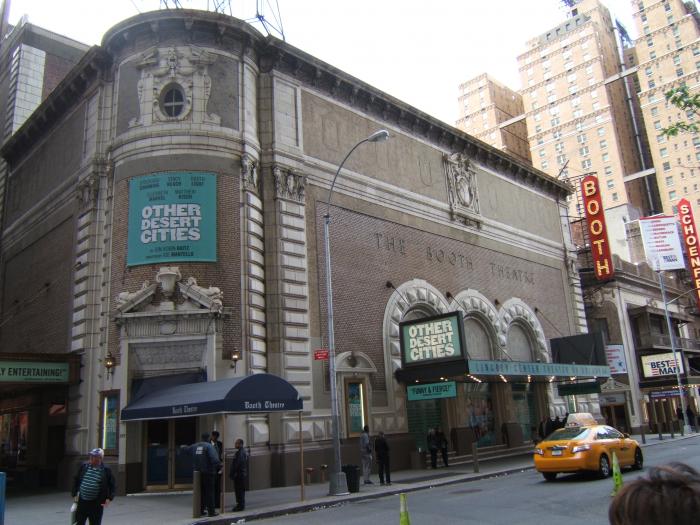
(341, 464, 360, 493)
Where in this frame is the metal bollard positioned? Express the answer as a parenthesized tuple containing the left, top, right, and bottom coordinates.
(192, 470, 201, 518)
(471, 442, 479, 473)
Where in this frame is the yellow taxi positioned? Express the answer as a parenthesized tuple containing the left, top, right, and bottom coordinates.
(533, 413, 643, 481)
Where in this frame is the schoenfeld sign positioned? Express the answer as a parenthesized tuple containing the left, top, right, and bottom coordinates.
(399, 311, 466, 367)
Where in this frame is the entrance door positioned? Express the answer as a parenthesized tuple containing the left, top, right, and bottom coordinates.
(145, 417, 197, 489)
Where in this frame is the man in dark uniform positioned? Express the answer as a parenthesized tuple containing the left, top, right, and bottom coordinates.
(71, 447, 116, 525)
(210, 430, 223, 510)
(374, 431, 391, 485)
(230, 438, 248, 511)
(186, 432, 222, 517)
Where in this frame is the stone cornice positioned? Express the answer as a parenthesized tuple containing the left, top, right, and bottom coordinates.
(0, 9, 571, 200)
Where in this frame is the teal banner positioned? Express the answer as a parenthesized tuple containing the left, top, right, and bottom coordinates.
(467, 360, 610, 378)
(400, 311, 465, 366)
(127, 172, 217, 265)
(407, 381, 457, 401)
(0, 361, 69, 383)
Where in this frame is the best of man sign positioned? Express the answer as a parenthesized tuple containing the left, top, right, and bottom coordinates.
(399, 311, 465, 366)
(128, 172, 217, 265)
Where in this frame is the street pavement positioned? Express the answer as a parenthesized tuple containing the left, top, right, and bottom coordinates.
(4, 431, 697, 525)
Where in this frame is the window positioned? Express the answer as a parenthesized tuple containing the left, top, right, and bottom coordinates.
(534, 113, 542, 122)
(612, 192, 619, 202)
(673, 55, 681, 66)
(606, 179, 614, 189)
(644, 67, 653, 77)
(663, 161, 671, 171)
(160, 84, 185, 117)
(581, 158, 592, 169)
(602, 152, 609, 162)
(604, 166, 613, 176)
(557, 154, 567, 165)
(649, 80, 656, 89)
(654, 121, 662, 130)
(650, 50, 656, 60)
(538, 149, 546, 158)
(555, 142, 564, 153)
(590, 90, 598, 99)
(553, 130, 562, 139)
(573, 109, 583, 118)
(597, 127, 605, 137)
(669, 190, 677, 200)
(551, 117, 560, 126)
(676, 68, 684, 78)
(541, 160, 549, 169)
(660, 147, 668, 158)
(651, 106, 659, 117)
(577, 133, 587, 144)
(579, 146, 590, 156)
(647, 37, 653, 47)
(600, 139, 607, 149)
(666, 176, 674, 186)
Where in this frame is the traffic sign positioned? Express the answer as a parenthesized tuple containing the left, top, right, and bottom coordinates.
(314, 349, 329, 361)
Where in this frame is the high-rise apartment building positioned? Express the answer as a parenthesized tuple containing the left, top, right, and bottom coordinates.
(458, 0, 656, 261)
(630, 0, 700, 217)
(456, 73, 531, 163)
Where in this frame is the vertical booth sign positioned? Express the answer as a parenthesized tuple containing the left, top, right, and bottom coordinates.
(678, 198, 700, 310)
(127, 172, 217, 265)
(581, 175, 613, 280)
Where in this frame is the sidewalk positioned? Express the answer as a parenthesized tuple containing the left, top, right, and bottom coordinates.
(5, 432, 697, 525)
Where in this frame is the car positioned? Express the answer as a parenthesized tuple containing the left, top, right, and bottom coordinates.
(533, 415, 643, 482)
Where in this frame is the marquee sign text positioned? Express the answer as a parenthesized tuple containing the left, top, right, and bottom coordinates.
(582, 175, 613, 280)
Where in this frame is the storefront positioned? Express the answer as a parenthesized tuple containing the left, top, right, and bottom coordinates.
(0, 354, 80, 487)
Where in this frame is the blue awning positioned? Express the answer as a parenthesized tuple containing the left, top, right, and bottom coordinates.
(121, 373, 302, 421)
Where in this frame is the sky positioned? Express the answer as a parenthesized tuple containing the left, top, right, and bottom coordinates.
(8, 0, 638, 126)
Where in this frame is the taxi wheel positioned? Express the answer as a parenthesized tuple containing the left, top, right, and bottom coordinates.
(598, 454, 611, 478)
(632, 448, 643, 470)
(542, 472, 557, 482)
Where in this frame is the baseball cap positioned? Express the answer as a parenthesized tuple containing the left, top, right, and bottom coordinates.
(89, 448, 104, 457)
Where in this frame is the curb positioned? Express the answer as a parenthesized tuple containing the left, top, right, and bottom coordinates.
(196, 465, 532, 524)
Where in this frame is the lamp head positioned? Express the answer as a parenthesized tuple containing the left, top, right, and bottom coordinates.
(230, 348, 241, 371)
(367, 130, 389, 143)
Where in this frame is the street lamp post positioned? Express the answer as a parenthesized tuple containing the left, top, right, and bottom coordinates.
(657, 273, 697, 435)
(324, 129, 390, 496)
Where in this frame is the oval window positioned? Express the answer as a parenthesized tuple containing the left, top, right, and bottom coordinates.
(161, 85, 185, 117)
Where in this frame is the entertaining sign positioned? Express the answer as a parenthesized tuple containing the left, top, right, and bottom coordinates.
(641, 352, 685, 378)
(127, 172, 217, 265)
(399, 311, 465, 367)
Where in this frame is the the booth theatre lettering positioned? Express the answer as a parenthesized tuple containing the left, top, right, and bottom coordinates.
(489, 263, 534, 284)
(408, 320, 456, 362)
(375, 233, 406, 255)
(426, 246, 473, 269)
(244, 401, 287, 410)
(171, 405, 198, 415)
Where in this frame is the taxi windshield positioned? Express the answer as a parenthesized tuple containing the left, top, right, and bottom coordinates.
(546, 427, 590, 441)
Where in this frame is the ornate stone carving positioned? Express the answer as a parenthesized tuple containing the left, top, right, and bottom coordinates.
(129, 45, 220, 127)
(115, 281, 157, 313)
(444, 152, 480, 223)
(76, 175, 99, 210)
(241, 154, 259, 193)
(272, 165, 306, 202)
(178, 277, 223, 314)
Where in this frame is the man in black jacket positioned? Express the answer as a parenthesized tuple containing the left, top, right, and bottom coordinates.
(71, 448, 116, 525)
(230, 438, 248, 511)
(185, 433, 222, 517)
(374, 431, 391, 485)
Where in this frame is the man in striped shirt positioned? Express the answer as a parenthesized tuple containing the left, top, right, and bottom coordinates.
(71, 448, 116, 525)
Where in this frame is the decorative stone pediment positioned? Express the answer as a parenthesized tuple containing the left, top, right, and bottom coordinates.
(273, 165, 305, 202)
(129, 45, 221, 127)
(601, 377, 630, 392)
(444, 152, 480, 225)
(114, 267, 223, 316)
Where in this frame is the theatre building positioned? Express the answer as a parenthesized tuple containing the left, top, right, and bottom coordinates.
(0, 9, 607, 492)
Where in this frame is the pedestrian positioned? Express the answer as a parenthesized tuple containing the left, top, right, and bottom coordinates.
(686, 405, 696, 432)
(184, 432, 221, 518)
(554, 416, 562, 430)
(210, 430, 223, 510)
(374, 431, 391, 486)
(676, 405, 684, 423)
(537, 417, 547, 441)
(435, 426, 449, 467)
(426, 427, 438, 469)
(544, 416, 555, 436)
(71, 447, 116, 525)
(360, 425, 373, 484)
(230, 438, 248, 511)
(609, 462, 700, 525)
